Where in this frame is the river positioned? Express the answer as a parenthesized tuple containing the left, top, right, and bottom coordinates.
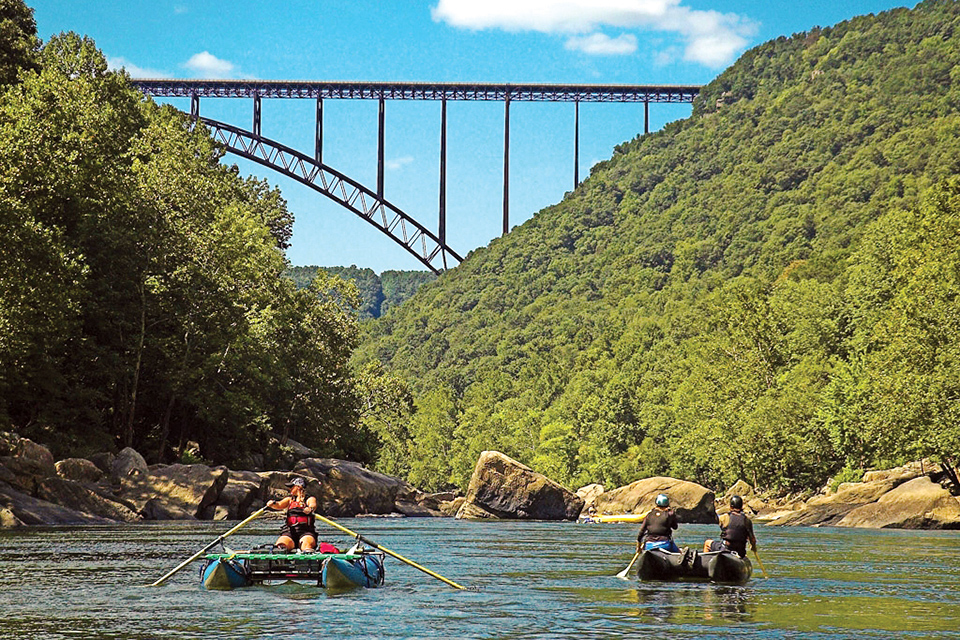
(1, 518, 958, 639)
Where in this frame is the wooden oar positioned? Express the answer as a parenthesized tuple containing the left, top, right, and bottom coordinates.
(752, 548, 769, 578)
(313, 512, 469, 591)
(149, 506, 268, 587)
(615, 551, 641, 579)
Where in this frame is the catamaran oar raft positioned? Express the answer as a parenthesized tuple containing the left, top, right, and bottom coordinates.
(201, 548, 386, 590)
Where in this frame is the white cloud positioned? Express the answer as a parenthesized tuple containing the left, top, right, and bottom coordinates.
(431, 0, 757, 67)
(107, 56, 171, 79)
(565, 33, 637, 56)
(387, 156, 415, 171)
(184, 51, 236, 78)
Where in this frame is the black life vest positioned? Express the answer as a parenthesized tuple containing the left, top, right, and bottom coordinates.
(721, 510, 749, 555)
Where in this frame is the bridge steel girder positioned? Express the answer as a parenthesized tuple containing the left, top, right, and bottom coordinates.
(199, 117, 463, 274)
(132, 79, 701, 104)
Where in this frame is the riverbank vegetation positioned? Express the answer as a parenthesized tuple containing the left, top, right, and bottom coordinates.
(0, 2, 407, 466)
(357, 0, 960, 494)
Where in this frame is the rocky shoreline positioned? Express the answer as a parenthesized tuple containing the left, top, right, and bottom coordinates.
(2, 433, 958, 531)
(0, 432, 460, 527)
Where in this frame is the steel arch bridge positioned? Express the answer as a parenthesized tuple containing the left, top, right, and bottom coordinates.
(133, 80, 702, 273)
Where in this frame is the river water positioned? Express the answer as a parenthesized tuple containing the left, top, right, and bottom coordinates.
(1, 518, 958, 639)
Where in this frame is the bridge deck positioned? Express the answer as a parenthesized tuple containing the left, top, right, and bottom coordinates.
(132, 79, 701, 103)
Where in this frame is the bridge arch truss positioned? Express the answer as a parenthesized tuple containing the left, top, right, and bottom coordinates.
(201, 117, 461, 273)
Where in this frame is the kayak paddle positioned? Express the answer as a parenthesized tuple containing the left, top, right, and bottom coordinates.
(314, 512, 471, 591)
(149, 506, 268, 587)
(616, 551, 640, 579)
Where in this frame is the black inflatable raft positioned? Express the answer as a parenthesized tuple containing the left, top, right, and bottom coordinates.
(636, 548, 752, 584)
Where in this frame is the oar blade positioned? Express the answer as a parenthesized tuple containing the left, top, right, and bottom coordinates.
(615, 552, 640, 579)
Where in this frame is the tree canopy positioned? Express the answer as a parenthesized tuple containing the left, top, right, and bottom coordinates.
(0, 13, 397, 466)
(357, 0, 960, 492)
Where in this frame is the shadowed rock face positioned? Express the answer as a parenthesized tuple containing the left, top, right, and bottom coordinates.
(592, 476, 718, 524)
(766, 461, 960, 529)
(836, 477, 960, 529)
(456, 451, 583, 521)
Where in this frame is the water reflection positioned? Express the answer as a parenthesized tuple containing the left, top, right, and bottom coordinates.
(627, 583, 752, 624)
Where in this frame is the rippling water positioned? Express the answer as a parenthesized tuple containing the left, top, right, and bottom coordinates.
(1, 518, 959, 639)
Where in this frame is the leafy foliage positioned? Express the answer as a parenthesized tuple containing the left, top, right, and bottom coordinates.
(357, 1, 960, 492)
(0, 26, 393, 466)
(285, 265, 435, 319)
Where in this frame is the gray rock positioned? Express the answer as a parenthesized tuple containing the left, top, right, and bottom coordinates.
(836, 477, 960, 529)
(593, 476, 717, 524)
(55, 458, 104, 484)
(576, 483, 605, 510)
(36, 477, 141, 522)
(119, 463, 228, 520)
(0, 481, 111, 525)
(0, 432, 57, 493)
(213, 470, 262, 519)
(291, 458, 416, 517)
(456, 451, 583, 520)
(87, 452, 115, 476)
(111, 448, 148, 483)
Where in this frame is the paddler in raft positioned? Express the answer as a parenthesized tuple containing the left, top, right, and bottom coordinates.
(637, 493, 681, 553)
(703, 494, 757, 558)
(265, 477, 320, 552)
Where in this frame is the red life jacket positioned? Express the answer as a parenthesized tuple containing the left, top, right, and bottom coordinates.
(285, 500, 314, 527)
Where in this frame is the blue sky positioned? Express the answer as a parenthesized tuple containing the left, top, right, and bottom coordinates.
(34, 0, 911, 273)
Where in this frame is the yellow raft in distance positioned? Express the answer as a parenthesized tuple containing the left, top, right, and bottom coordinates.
(579, 512, 646, 524)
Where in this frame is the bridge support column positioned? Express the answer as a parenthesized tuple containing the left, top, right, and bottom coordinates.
(377, 98, 385, 199)
(574, 100, 580, 188)
(644, 100, 649, 135)
(253, 93, 261, 137)
(190, 94, 199, 120)
(503, 94, 510, 236)
(315, 97, 323, 165)
(439, 98, 447, 246)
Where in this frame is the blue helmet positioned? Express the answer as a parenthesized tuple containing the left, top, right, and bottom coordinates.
(656, 493, 669, 508)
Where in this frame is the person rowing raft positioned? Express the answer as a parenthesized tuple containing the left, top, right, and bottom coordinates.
(265, 477, 319, 552)
(637, 493, 681, 553)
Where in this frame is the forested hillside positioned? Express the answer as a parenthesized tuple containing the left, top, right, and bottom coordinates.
(285, 266, 436, 319)
(0, 1, 405, 467)
(357, 0, 960, 493)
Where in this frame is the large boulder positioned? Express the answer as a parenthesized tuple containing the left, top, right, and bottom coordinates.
(36, 477, 141, 522)
(861, 459, 931, 485)
(766, 502, 863, 527)
(455, 451, 583, 520)
(0, 481, 111, 525)
(208, 470, 263, 520)
(593, 476, 718, 524)
(55, 458, 104, 484)
(283, 458, 416, 516)
(768, 472, 920, 527)
(110, 447, 149, 483)
(836, 477, 960, 529)
(0, 432, 57, 493)
(118, 463, 229, 520)
(806, 480, 898, 507)
(576, 484, 605, 510)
